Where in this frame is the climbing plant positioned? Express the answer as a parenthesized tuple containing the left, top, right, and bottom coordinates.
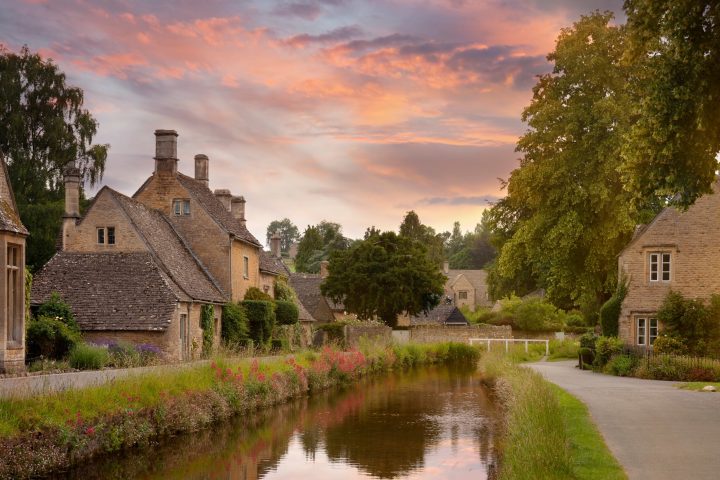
(200, 304, 214, 357)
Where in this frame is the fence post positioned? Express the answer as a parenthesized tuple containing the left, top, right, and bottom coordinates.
(505, 339, 509, 353)
(487, 339, 491, 352)
(545, 340, 549, 356)
(524, 340, 528, 353)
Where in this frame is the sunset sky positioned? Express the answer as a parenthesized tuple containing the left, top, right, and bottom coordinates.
(0, 0, 623, 243)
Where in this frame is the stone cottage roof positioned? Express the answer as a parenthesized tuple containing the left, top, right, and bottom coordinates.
(290, 273, 345, 310)
(259, 251, 290, 276)
(411, 304, 468, 326)
(176, 173, 261, 247)
(445, 269, 487, 290)
(105, 188, 226, 303)
(32, 252, 181, 331)
(0, 157, 28, 236)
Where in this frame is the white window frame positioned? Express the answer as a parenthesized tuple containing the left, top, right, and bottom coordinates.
(636, 317, 658, 346)
(649, 252, 671, 283)
(243, 256, 249, 279)
(173, 199, 191, 216)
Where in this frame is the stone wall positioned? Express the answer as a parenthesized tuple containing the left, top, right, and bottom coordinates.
(345, 325, 392, 348)
(408, 324, 511, 344)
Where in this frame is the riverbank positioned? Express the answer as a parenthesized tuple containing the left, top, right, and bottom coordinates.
(0, 342, 479, 479)
(482, 354, 627, 480)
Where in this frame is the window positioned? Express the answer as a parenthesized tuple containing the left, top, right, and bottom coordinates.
(107, 227, 115, 245)
(173, 199, 191, 216)
(636, 317, 658, 346)
(97, 227, 115, 245)
(6, 244, 22, 344)
(458, 291, 468, 300)
(243, 256, 249, 279)
(97, 228, 105, 244)
(649, 252, 671, 282)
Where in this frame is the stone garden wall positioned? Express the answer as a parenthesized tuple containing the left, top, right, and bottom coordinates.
(408, 325, 512, 344)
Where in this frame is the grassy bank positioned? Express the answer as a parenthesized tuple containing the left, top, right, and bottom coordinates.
(677, 381, 720, 391)
(0, 342, 479, 479)
(482, 354, 626, 480)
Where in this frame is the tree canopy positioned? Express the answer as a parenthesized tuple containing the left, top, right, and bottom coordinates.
(295, 220, 351, 273)
(321, 230, 445, 327)
(398, 211, 446, 268)
(0, 45, 109, 269)
(265, 218, 300, 254)
(444, 216, 496, 269)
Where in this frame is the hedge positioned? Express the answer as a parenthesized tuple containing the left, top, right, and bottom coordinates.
(275, 301, 299, 325)
(241, 300, 275, 345)
(221, 303, 250, 346)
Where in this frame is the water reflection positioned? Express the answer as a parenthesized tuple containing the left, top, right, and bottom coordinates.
(58, 366, 499, 480)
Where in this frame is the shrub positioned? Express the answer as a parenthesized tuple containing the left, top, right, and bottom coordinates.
(274, 276, 297, 302)
(578, 347, 594, 369)
(275, 300, 299, 325)
(36, 292, 79, 331)
(244, 287, 273, 302)
(599, 280, 627, 337)
(68, 343, 109, 370)
(242, 300, 276, 346)
(565, 312, 585, 328)
(657, 291, 720, 357)
(26, 315, 81, 360)
(604, 354, 636, 376)
(461, 306, 497, 325)
(579, 332, 598, 350)
(495, 296, 565, 331)
(593, 336, 623, 368)
(548, 339, 579, 360)
(200, 305, 215, 357)
(652, 334, 688, 355)
(221, 303, 250, 346)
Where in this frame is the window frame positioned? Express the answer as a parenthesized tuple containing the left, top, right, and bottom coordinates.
(173, 199, 191, 216)
(6, 244, 22, 345)
(458, 290, 468, 300)
(107, 226, 116, 245)
(649, 252, 671, 283)
(243, 256, 250, 279)
(97, 227, 105, 244)
(636, 316, 658, 346)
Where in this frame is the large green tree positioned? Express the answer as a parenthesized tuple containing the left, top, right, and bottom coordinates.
(265, 218, 300, 254)
(488, 13, 655, 313)
(398, 211, 446, 267)
(622, 0, 720, 207)
(321, 231, 445, 327)
(295, 220, 350, 273)
(0, 45, 109, 269)
(445, 219, 496, 270)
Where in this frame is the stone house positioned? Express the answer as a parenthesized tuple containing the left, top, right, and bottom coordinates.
(0, 157, 28, 373)
(617, 180, 720, 347)
(442, 262, 492, 310)
(409, 304, 469, 326)
(290, 261, 347, 323)
(31, 129, 278, 361)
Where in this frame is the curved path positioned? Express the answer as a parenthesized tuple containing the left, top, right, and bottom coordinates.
(529, 360, 720, 480)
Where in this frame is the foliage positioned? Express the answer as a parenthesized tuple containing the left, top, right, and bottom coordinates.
(565, 312, 585, 327)
(445, 218, 496, 269)
(68, 343, 109, 370)
(548, 339, 580, 361)
(243, 286, 273, 302)
(265, 218, 300, 254)
(315, 322, 346, 345)
(36, 292, 78, 331)
(94, 340, 161, 368)
(486, 13, 659, 314)
(493, 295, 566, 332)
(622, 0, 720, 208)
(599, 279, 627, 337)
(579, 332, 598, 350)
(0, 45, 109, 270)
(321, 230, 445, 327)
(603, 354, 636, 377)
(273, 276, 298, 303)
(275, 300, 299, 325)
(221, 303, 250, 347)
(657, 291, 720, 357)
(200, 305, 215, 358)
(652, 334, 688, 356)
(398, 210, 446, 267)
(25, 315, 80, 360)
(242, 300, 275, 346)
(460, 306, 496, 325)
(295, 221, 350, 273)
(593, 336, 624, 368)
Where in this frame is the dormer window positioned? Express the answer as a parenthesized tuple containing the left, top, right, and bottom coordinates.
(649, 252, 671, 282)
(173, 199, 191, 216)
(97, 227, 116, 245)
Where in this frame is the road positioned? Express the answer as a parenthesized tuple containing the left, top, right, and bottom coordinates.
(528, 360, 720, 480)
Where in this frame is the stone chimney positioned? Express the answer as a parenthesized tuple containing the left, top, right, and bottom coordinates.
(214, 189, 232, 211)
(320, 260, 330, 279)
(270, 230, 281, 258)
(231, 196, 246, 227)
(194, 154, 209, 187)
(443, 261, 449, 274)
(62, 163, 81, 250)
(154, 129, 178, 175)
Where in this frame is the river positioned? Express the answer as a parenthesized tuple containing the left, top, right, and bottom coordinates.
(55, 365, 500, 479)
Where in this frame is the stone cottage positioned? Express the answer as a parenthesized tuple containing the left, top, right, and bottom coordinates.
(290, 261, 349, 324)
(0, 157, 28, 373)
(32, 129, 278, 361)
(442, 262, 492, 310)
(617, 180, 720, 347)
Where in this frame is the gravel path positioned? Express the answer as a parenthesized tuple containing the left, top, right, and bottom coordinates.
(528, 360, 720, 480)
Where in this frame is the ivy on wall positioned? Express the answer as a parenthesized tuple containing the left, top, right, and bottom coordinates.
(200, 304, 214, 357)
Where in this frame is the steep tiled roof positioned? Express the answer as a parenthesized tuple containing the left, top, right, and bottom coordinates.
(259, 251, 288, 276)
(446, 269, 487, 290)
(297, 301, 315, 323)
(411, 304, 468, 326)
(176, 173, 261, 246)
(106, 188, 226, 303)
(0, 159, 28, 235)
(31, 252, 180, 331)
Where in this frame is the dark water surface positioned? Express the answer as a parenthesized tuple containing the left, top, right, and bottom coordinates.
(57, 366, 499, 479)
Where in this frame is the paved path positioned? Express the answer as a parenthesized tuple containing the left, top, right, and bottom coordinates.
(528, 360, 720, 480)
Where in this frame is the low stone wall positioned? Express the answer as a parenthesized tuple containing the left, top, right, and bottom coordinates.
(345, 325, 392, 348)
(408, 324, 512, 344)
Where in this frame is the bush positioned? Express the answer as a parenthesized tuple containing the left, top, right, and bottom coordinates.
(242, 300, 275, 346)
(275, 300, 299, 325)
(26, 315, 81, 360)
(579, 332, 598, 350)
(604, 354, 636, 376)
(578, 347, 594, 369)
(599, 281, 627, 337)
(274, 276, 297, 302)
(548, 339, 579, 360)
(68, 343, 109, 370)
(495, 296, 565, 331)
(200, 305, 215, 357)
(565, 312, 585, 328)
(461, 306, 497, 325)
(36, 292, 79, 331)
(244, 287, 273, 302)
(652, 334, 688, 355)
(593, 336, 624, 368)
(221, 303, 250, 346)
(657, 291, 720, 357)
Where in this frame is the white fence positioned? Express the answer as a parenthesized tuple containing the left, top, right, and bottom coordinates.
(469, 338, 549, 356)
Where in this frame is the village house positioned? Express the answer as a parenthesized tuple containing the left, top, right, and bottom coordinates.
(617, 180, 720, 347)
(290, 261, 346, 324)
(31, 130, 279, 361)
(0, 157, 28, 373)
(442, 262, 492, 311)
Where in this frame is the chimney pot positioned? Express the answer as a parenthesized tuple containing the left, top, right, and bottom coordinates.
(214, 189, 232, 211)
(62, 163, 81, 250)
(194, 154, 209, 187)
(154, 129, 178, 175)
(270, 230, 281, 258)
(231, 195, 246, 227)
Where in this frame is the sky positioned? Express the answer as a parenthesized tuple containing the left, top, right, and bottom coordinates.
(0, 0, 623, 244)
